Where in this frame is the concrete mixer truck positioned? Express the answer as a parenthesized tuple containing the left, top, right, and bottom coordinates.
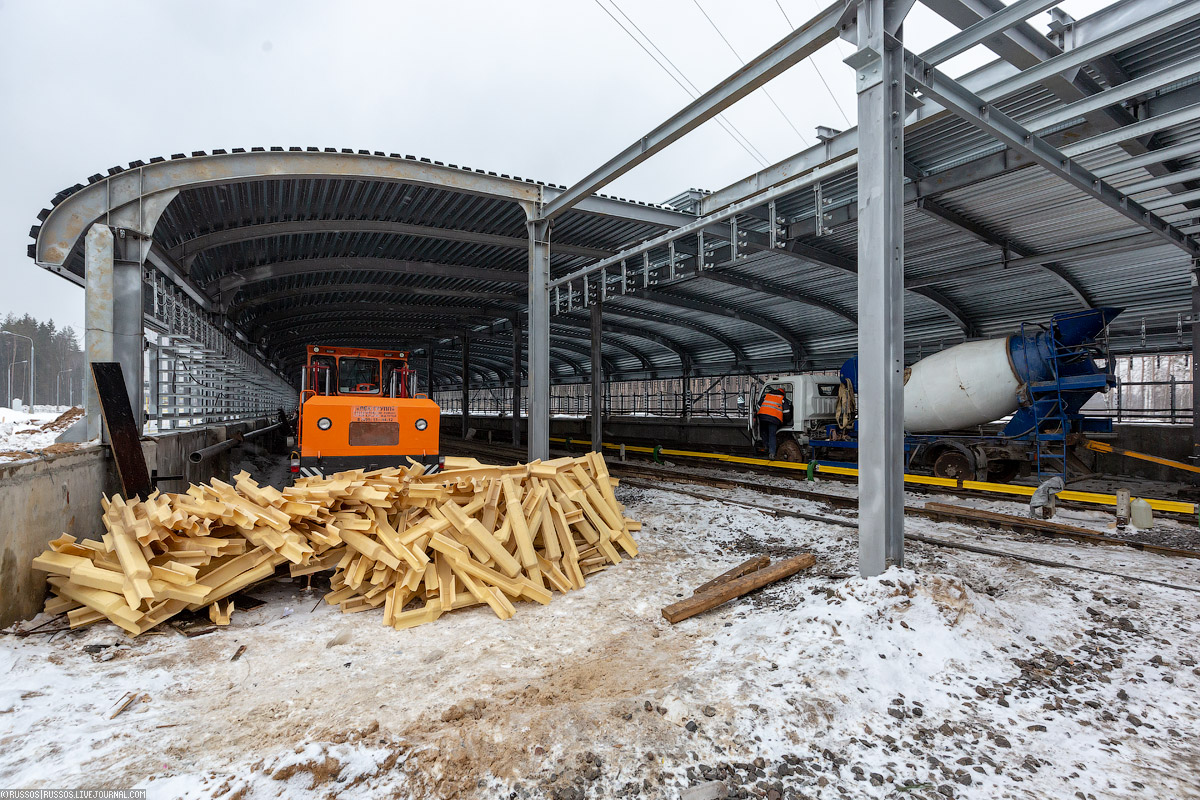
(747, 308, 1121, 482)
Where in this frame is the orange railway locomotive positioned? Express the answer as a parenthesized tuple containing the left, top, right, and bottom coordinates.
(293, 345, 441, 477)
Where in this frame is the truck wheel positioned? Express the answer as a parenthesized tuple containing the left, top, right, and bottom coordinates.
(933, 450, 971, 480)
(776, 439, 805, 463)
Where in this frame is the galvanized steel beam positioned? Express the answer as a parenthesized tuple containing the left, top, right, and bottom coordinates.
(853, 0, 907, 576)
(590, 299, 603, 451)
(226, 282, 521, 320)
(696, 270, 857, 325)
(702, 0, 1200, 214)
(171, 218, 613, 266)
(540, 1, 842, 220)
(903, 47, 1200, 258)
(915, 196, 1095, 308)
(510, 315, 521, 446)
(211, 258, 524, 296)
(527, 215, 552, 460)
(251, 303, 509, 340)
(635, 289, 806, 366)
(84, 224, 115, 440)
(34, 151, 543, 271)
(599, 307, 749, 364)
(461, 333, 471, 438)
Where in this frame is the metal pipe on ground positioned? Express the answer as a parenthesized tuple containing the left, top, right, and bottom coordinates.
(188, 419, 288, 464)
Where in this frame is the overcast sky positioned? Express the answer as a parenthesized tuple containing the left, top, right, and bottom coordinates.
(0, 0, 1108, 336)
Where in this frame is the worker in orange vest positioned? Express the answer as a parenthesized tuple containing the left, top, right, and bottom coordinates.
(756, 386, 791, 460)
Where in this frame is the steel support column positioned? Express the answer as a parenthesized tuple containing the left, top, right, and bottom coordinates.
(85, 223, 145, 438)
(113, 253, 144, 431)
(460, 333, 470, 439)
(854, 0, 907, 576)
(590, 298, 603, 451)
(511, 315, 522, 447)
(1193, 260, 1200, 461)
(84, 224, 115, 441)
(425, 344, 434, 397)
(527, 216, 551, 460)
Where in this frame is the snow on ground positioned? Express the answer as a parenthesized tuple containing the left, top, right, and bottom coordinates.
(0, 406, 84, 462)
(2, 477, 1199, 799)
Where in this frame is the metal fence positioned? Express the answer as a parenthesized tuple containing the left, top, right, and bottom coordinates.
(144, 272, 297, 431)
(435, 354, 1195, 427)
(436, 373, 802, 420)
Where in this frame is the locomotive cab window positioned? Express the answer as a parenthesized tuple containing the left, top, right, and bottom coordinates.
(308, 355, 337, 394)
(338, 358, 381, 395)
(817, 384, 838, 397)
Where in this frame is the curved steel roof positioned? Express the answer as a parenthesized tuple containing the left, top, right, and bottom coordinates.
(26, 0, 1200, 387)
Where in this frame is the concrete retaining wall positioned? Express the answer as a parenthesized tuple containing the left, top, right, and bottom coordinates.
(0, 420, 281, 629)
(0, 445, 116, 628)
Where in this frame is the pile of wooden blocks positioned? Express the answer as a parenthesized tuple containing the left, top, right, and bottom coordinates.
(32, 452, 639, 636)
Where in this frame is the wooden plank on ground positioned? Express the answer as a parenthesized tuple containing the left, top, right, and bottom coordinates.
(661, 554, 816, 624)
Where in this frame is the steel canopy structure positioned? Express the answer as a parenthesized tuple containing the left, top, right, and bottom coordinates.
(24, 0, 1200, 573)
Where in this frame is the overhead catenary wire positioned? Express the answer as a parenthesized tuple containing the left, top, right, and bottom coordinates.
(691, 0, 812, 147)
(591, 0, 771, 167)
(776, 0, 853, 127)
(606, 0, 772, 166)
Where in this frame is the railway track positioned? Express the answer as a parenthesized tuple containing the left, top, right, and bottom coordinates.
(445, 435, 1196, 521)
(444, 438, 1200, 563)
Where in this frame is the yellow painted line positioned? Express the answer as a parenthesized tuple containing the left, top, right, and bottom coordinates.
(549, 436, 1197, 515)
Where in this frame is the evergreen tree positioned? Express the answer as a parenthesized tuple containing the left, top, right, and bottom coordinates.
(0, 312, 84, 408)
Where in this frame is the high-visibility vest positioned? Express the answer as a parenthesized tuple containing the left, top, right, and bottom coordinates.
(757, 391, 785, 421)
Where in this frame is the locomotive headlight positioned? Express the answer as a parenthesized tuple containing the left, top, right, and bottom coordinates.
(415, 418, 428, 431)
(317, 417, 332, 431)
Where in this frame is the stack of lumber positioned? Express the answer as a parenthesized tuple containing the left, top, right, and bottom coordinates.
(32, 452, 639, 636)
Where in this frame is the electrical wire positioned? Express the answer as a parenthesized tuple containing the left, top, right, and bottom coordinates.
(775, 0, 853, 127)
(607, 0, 772, 166)
(691, 0, 811, 147)
(591, 0, 770, 167)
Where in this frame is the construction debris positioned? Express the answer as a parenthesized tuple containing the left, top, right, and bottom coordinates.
(661, 554, 815, 624)
(31, 452, 639, 636)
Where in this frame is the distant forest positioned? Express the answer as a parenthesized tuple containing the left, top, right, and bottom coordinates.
(0, 313, 85, 408)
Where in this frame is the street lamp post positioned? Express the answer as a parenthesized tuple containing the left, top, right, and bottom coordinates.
(57, 369, 75, 408)
(1, 331, 34, 410)
(8, 360, 28, 410)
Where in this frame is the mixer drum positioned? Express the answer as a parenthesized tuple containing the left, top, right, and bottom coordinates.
(903, 337, 1019, 433)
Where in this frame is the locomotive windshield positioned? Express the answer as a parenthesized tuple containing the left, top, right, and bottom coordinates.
(337, 357, 382, 394)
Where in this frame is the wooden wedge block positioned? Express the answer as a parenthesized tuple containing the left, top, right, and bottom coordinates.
(209, 598, 234, 625)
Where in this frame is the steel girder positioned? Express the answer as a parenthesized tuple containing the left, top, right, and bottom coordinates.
(227, 282, 521, 322)
(33, 151, 543, 275)
(770, 239, 976, 335)
(914, 197, 1095, 309)
(171, 218, 612, 267)
(555, 313, 695, 373)
(548, 323, 654, 374)
(853, 0, 909, 575)
(695, 269, 857, 325)
(210, 257, 525, 296)
(247, 302, 512, 340)
(632, 289, 807, 366)
(540, 1, 843, 219)
(270, 328, 591, 380)
(599, 307, 749, 364)
(903, 47, 1200, 258)
(701, 0, 1200, 214)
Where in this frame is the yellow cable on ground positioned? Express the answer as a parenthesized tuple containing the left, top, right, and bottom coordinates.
(547, 437, 1196, 515)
